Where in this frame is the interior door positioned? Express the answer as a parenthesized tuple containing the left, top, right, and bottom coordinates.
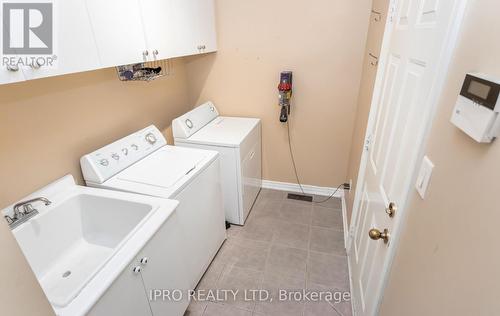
(348, 0, 466, 315)
(85, 0, 148, 67)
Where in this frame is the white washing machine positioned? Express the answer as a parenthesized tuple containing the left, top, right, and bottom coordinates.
(80, 125, 226, 290)
(172, 102, 262, 225)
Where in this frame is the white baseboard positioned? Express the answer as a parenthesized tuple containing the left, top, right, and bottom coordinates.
(261, 180, 344, 198)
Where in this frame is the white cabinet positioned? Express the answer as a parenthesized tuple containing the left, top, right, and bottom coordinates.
(0, 61, 26, 84)
(89, 211, 189, 316)
(0, 18, 25, 84)
(85, 0, 149, 67)
(138, 0, 177, 61)
(170, 0, 217, 56)
(23, 0, 100, 80)
(0, 0, 218, 85)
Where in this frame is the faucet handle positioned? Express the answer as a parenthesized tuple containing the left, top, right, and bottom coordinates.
(4, 215, 14, 225)
(23, 204, 36, 214)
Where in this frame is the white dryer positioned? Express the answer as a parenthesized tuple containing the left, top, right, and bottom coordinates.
(172, 102, 262, 225)
(80, 125, 226, 290)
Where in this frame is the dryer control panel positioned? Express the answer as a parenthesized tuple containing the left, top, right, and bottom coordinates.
(172, 101, 219, 139)
(81, 125, 167, 184)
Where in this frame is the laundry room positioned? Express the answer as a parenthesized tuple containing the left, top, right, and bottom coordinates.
(0, 0, 496, 315)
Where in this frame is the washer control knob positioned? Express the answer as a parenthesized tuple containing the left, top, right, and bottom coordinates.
(99, 159, 109, 166)
(122, 148, 129, 156)
(111, 153, 120, 161)
(131, 144, 139, 151)
(185, 119, 194, 129)
(145, 133, 157, 144)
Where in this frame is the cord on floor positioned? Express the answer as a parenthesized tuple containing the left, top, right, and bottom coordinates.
(286, 120, 346, 204)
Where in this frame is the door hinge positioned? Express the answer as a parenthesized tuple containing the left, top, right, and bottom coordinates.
(364, 134, 373, 151)
(389, 3, 397, 23)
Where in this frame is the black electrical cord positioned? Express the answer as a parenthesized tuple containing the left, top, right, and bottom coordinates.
(286, 119, 345, 204)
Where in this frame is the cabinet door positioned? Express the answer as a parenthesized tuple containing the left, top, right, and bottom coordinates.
(85, 0, 148, 67)
(170, 0, 217, 57)
(88, 264, 151, 316)
(139, 211, 190, 316)
(0, 18, 25, 84)
(138, 0, 177, 60)
(0, 59, 25, 84)
(23, 0, 100, 80)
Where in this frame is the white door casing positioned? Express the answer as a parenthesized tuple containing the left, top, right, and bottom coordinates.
(347, 0, 468, 315)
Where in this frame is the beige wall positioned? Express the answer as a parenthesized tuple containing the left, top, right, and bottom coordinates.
(346, 0, 390, 223)
(380, 1, 497, 314)
(185, 0, 371, 187)
(0, 59, 190, 207)
(0, 59, 191, 313)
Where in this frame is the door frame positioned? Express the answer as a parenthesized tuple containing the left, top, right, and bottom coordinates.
(347, 0, 469, 314)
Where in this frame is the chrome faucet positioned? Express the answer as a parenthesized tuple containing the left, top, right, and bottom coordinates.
(4, 197, 52, 229)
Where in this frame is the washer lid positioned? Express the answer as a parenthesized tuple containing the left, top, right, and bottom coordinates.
(116, 147, 208, 188)
(181, 117, 261, 147)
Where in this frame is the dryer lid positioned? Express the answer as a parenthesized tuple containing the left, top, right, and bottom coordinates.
(116, 147, 208, 188)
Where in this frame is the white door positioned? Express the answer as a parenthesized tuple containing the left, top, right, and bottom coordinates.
(348, 0, 466, 315)
(170, 0, 217, 56)
(23, 0, 100, 80)
(85, 0, 148, 67)
(139, 0, 177, 61)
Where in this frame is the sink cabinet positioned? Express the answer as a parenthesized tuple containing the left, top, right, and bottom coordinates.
(89, 211, 189, 316)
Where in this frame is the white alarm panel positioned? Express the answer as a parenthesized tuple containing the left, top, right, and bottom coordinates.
(451, 73, 500, 143)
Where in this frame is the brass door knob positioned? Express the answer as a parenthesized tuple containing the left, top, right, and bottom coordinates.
(369, 228, 390, 244)
(386, 202, 397, 218)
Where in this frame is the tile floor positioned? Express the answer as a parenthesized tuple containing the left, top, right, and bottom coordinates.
(184, 189, 352, 316)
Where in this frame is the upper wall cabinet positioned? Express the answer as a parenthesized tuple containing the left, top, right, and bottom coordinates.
(0, 51, 26, 84)
(170, 0, 217, 56)
(23, 0, 101, 80)
(86, 0, 216, 66)
(85, 0, 149, 67)
(138, 0, 178, 61)
(0, 0, 217, 84)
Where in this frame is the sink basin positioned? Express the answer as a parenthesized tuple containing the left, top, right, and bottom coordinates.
(3, 175, 179, 314)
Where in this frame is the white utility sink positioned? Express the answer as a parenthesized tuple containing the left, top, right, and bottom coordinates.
(2, 175, 179, 315)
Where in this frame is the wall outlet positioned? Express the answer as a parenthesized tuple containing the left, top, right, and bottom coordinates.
(415, 156, 434, 199)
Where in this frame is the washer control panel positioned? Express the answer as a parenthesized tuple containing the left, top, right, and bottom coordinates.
(81, 125, 167, 184)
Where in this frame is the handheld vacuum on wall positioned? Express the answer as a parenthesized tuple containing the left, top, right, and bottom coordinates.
(278, 71, 293, 122)
(278, 71, 348, 203)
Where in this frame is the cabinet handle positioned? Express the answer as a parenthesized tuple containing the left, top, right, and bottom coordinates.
(143, 50, 149, 57)
(6, 64, 19, 72)
(133, 266, 142, 274)
(30, 60, 42, 69)
(152, 49, 158, 56)
(140, 257, 149, 265)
